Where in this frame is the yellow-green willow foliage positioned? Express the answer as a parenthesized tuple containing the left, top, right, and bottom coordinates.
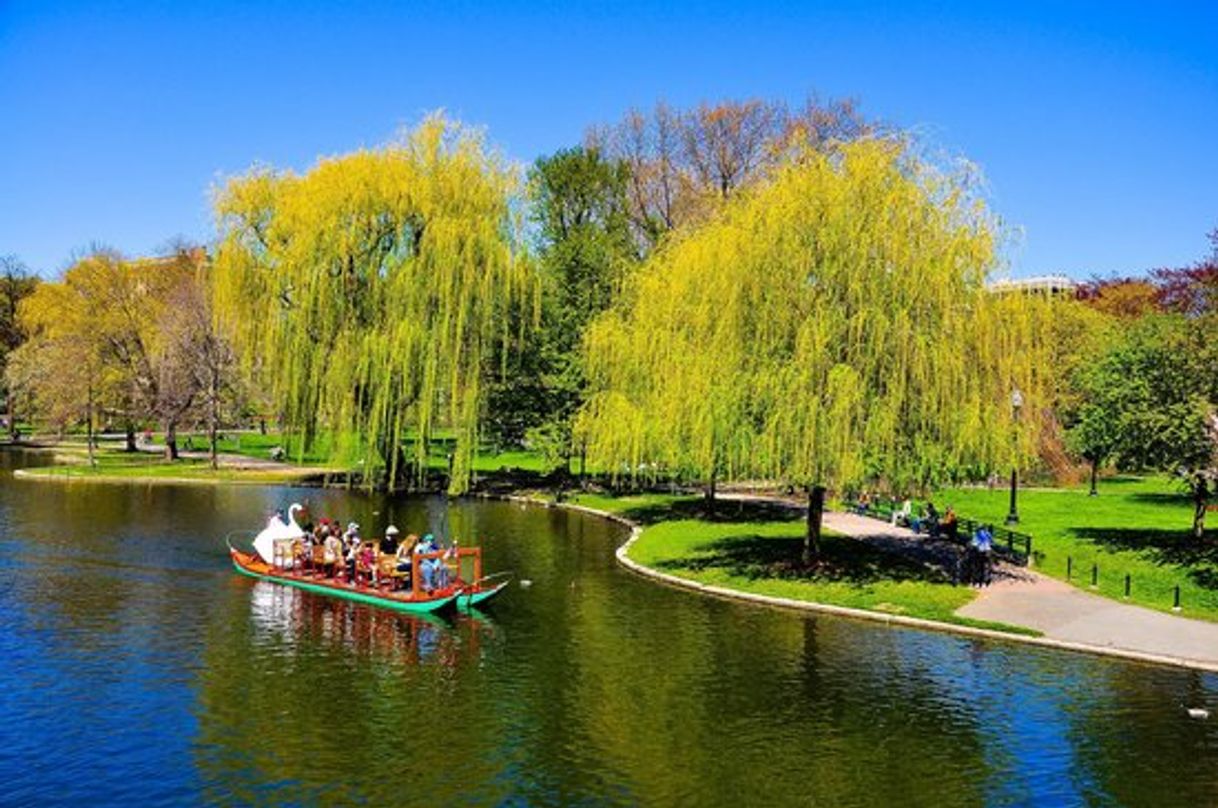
(212, 115, 532, 491)
(578, 138, 1051, 495)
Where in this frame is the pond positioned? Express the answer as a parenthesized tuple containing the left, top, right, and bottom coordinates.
(0, 449, 1215, 806)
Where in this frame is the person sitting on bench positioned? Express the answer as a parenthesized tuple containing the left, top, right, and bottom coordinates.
(891, 499, 913, 527)
(912, 502, 939, 537)
(942, 506, 959, 543)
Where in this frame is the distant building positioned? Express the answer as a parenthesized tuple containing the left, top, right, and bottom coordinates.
(987, 275, 1079, 297)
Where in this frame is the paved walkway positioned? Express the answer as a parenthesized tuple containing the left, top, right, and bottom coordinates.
(824, 510, 1218, 670)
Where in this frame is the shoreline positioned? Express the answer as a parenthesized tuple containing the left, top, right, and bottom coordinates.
(11, 467, 323, 487)
(11, 458, 1218, 674)
(7, 444, 344, 487)
(483, 493, 1218, 675)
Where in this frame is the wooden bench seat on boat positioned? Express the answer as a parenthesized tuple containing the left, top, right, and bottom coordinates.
(378, 556, 407, 590)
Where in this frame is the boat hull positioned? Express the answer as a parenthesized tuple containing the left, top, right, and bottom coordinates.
(456, 580, 509, 610)
(230, 550, 460, 614)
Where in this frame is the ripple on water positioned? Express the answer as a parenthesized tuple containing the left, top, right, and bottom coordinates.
(0, 470, 1215, 806)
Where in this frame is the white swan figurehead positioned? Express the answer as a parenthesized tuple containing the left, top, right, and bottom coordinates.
(253, 503, 307, 564)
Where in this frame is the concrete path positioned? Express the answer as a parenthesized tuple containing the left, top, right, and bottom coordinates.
(956, 571, 1218, 668)
(825, 509, 1218, 670)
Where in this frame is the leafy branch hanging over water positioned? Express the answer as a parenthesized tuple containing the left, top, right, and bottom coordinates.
(577, 137, 1052, 559)
(212, 115, 535, 492)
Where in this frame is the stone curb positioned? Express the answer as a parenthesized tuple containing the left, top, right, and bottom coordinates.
(485, 493, 1218, 675)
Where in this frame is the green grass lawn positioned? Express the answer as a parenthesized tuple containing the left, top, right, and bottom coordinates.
(565, 491, 688, 515)
(21, 459, 318, 484)
(468, 449, 551, 474)
(201, 431, 342, 465)
(938, 475, 1218, 621)
(566, 492, 1035, 634)
(207, 430, 555, 474)
(20, 444, 326, 484)
(162, 429, 553, 472)
(19, 432, 556, 484)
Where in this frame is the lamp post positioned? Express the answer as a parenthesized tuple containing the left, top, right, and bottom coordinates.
(1005, 387, 1024, 526)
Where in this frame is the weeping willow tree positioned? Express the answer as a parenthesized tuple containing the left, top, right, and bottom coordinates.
(212, 115, 533, 492)
(577, 137, 1052, 560)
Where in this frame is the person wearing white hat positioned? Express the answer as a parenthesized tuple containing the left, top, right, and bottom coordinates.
(381, 525, 400, 555)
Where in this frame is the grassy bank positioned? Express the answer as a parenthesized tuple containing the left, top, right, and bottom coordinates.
(565, 492, 1036, 634)
(938, 476, 1218, 621)
(19, 436, 1211, 627)
(9, 431, 553, 484)
(216, 431, 555, 475)
(11, 443, 327, 485)
(17, 465, 317, 485)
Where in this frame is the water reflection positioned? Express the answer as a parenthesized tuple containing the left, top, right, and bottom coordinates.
(0, 448, 1215, 806)
(246, 580, 497, 667)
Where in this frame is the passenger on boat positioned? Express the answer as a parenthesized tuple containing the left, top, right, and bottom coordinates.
(358, 541, 377, 586)
(380, 525, 399, 555)
(298, 533, 314, 573)
(315, 522, 328, 548)
(344, 523, 361, 583)
(433, 539, 457, 589)
(425, 535, 455, 590)
(416, 534, 439, 591)
(323, 530, 343, 577)
(392, 532, 415, 589)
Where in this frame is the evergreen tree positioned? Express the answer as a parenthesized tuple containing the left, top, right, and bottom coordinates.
(486, 146, 636, 472)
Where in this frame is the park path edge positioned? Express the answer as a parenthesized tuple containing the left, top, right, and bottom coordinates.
(478, 493, 1218, 675)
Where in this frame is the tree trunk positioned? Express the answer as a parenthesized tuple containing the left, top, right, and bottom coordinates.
(259, 417, 267, 436)
(705, 468, 717, 516)
(125, 422, 137, 453)
(6, 393, 16, 442)
(164, 421, 179, 461)
(1193, 481, 1210, 540)
(804, 484, 826, 565)
(208, 372, 219, 471)
(86, 385, 96, 467)
(1089, 458, 1099, 497)
(209, 420, 218, 470)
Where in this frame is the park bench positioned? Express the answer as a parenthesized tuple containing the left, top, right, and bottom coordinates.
(852, 499, 1033, 566)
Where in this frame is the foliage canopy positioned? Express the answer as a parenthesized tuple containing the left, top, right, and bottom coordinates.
(212, 115, 532, 490)
(484, 146, 636, 464)
(578, 138, 1050, 497)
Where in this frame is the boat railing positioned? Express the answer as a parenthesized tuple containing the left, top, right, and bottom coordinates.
(272, 538, 297, 569)
(410, 546, 484, 598)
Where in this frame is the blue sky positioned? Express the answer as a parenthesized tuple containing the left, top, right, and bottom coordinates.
(1, 1, 1215, 278)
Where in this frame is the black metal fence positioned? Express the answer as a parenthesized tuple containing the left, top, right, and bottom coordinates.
(1065, 556, 1185, 611)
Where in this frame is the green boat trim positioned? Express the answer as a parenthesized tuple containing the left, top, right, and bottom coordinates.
(230, 554, 461, 614)
(456, 579, 510, 610)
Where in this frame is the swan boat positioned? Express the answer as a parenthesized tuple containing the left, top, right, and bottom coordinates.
(227, 504, 511, 614)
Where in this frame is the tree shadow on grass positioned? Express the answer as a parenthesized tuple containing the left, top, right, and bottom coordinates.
(1070, 527, 1218, 590)
(1125, 490, 1197, 507)
(655, 532, 965, 587)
